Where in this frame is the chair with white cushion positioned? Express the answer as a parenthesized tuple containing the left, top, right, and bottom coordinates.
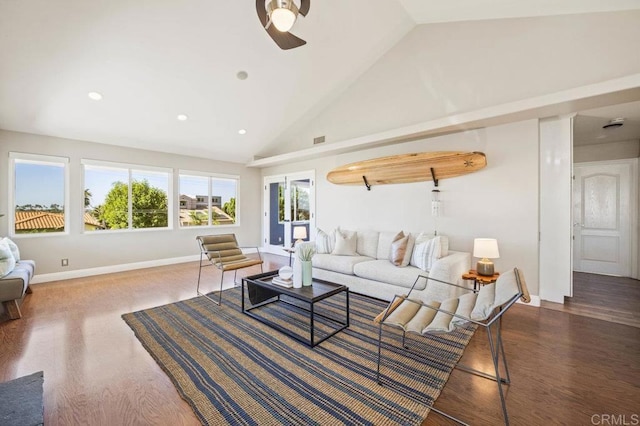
(375, 267, 530, 425)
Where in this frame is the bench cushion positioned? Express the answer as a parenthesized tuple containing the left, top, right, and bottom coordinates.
(0, 260, 35, 302)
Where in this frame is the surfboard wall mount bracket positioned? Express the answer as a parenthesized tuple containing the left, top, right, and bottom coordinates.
(430, 167, 439, 187)
(362, 175, 371, 191)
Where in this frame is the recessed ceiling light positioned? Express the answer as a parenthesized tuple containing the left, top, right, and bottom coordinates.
(177, 114, 188, 121)
(238, 129, 247, 135)
(236, 71, 248, 80)
(88, 91, 103, 101)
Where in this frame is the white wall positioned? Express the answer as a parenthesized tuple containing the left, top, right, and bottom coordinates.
(0, 130, 262, 277)
(539, 117, 573, 303)
(262, 11, 640, 157)
(574, 140, 640, 163)
(263, 119, 541, 295)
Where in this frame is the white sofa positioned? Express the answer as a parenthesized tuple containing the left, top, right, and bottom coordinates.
(294, 230, 471, 303)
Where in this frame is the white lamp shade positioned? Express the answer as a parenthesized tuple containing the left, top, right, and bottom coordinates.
(293, 226, 307, 240)
(271, 7, 296, 31)
(473, 238, 500, 259)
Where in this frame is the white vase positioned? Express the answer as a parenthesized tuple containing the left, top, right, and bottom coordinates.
(292, 257, 303, 288)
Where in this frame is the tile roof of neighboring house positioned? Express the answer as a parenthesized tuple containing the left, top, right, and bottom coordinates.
(14, 211, 104, 230)
(179, 207, 235, 225)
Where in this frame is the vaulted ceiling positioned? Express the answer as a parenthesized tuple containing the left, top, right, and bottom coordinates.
(1, 0, 638, 163)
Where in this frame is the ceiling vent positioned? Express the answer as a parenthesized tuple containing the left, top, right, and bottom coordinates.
(313, 136, 325, 144)
(602, 118, 625, 129)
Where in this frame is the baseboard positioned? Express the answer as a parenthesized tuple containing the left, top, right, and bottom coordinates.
(518, 295, 541, 307)
(30, 255, 200, 284)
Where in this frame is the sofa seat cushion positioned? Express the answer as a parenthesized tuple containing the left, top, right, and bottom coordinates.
(313, 254, 372, 275)
(353, 260, 427, 290)
(0, 260, 35, 302)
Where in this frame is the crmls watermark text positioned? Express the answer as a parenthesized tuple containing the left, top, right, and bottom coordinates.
(591, 414, 639, 425)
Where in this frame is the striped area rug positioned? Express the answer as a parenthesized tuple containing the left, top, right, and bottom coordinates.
(122, 288, 475, 425)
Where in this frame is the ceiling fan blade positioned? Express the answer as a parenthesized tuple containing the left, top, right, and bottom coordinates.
(266, 25, 306, 50)
(299, 0, 310, 16)
(256, 0, 307, 50)
(255, 0, 268, 27)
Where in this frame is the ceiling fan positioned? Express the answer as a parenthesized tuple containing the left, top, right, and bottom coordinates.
(256, 0, 310, 50)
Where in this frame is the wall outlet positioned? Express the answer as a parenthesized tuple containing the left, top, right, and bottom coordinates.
(61, 259, 69, 267)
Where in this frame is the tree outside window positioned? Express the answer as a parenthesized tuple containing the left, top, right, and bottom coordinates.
(83, 162, 170, 231)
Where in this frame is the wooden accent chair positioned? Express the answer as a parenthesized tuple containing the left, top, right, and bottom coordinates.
(196, 234, 263, 305)
(375, 267, 530, 425)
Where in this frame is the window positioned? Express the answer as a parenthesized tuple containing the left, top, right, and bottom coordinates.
(179, 171, 239, 227)
(9, 153, 69, 236)
(290, 181, 310, 222)
(83, 160, 171, 231)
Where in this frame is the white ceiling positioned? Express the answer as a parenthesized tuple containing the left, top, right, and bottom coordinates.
(574, 101, 640, 146)
(1, 0, 639, 164)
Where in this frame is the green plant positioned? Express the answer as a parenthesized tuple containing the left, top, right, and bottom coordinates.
(298, 245, 315, 262)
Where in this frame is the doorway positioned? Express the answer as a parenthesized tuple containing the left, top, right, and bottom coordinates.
(573, 159, 637, 277)
(263, 171, 315, 255)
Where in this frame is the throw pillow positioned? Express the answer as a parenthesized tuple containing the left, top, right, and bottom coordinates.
(439, 235, 449, 257)
(389, 231, 409, 267)
(1, 237, 20, 262)
(332, 231, 357, 256)
(0, 240, 16, 278)
(413, 232, 449, 258)
(315, 228, 336, 254)
(401, 233, 415, 267)
(410, 235, 442, 272)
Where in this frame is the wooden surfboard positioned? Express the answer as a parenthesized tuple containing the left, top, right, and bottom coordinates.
(326, 151, 486, 187)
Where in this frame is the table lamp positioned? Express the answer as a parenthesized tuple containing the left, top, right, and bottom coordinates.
(473, 238, 500, 276)
(293, 226, 307, 246)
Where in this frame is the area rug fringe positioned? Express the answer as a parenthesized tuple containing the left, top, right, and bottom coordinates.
(122, 288, 474, 425)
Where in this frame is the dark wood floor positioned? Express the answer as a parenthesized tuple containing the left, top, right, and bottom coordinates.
(1, 256, 639, 425)
(541, 272, 640, 328)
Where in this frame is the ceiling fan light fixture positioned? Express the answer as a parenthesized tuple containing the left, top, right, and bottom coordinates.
(267, 0, 299, 32)
(602, 117, 625, 129)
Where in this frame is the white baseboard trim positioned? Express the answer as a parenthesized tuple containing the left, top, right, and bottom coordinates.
(518, 295, 541, 307)
(30, 255, 200, 284)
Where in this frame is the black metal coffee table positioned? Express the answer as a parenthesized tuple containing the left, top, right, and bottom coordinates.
(242, 271, 349, 347)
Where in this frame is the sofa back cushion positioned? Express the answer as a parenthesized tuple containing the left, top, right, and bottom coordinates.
(356, 230, 379, 258)
(376, 231, 400, 260)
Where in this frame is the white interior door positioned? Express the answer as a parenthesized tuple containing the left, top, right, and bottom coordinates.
(263, 171, 315, 255)
(573, 161, 633, 276)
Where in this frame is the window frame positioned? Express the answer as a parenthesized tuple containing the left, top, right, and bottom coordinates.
(8, 152, 70, 238)
(81, 159, 173, 233)
(178, 169, 240, 229)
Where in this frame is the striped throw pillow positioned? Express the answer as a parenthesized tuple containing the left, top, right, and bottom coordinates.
(410, 235, 442, 272)
(315, 228, 336, 254)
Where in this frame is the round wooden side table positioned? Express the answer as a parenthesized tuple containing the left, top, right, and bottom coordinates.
(462, 269, 500, 291)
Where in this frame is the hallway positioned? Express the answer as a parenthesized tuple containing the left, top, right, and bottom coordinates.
(541, 272, 640, 328)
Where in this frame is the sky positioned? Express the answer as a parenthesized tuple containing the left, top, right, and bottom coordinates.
(15, 162, 237, 208)
(15, 162, 64, 206)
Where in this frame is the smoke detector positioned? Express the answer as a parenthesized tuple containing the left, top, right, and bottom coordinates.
(602, 118, 625, 129)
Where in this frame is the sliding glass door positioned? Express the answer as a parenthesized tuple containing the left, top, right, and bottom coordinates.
(263, 171, 315, 255)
